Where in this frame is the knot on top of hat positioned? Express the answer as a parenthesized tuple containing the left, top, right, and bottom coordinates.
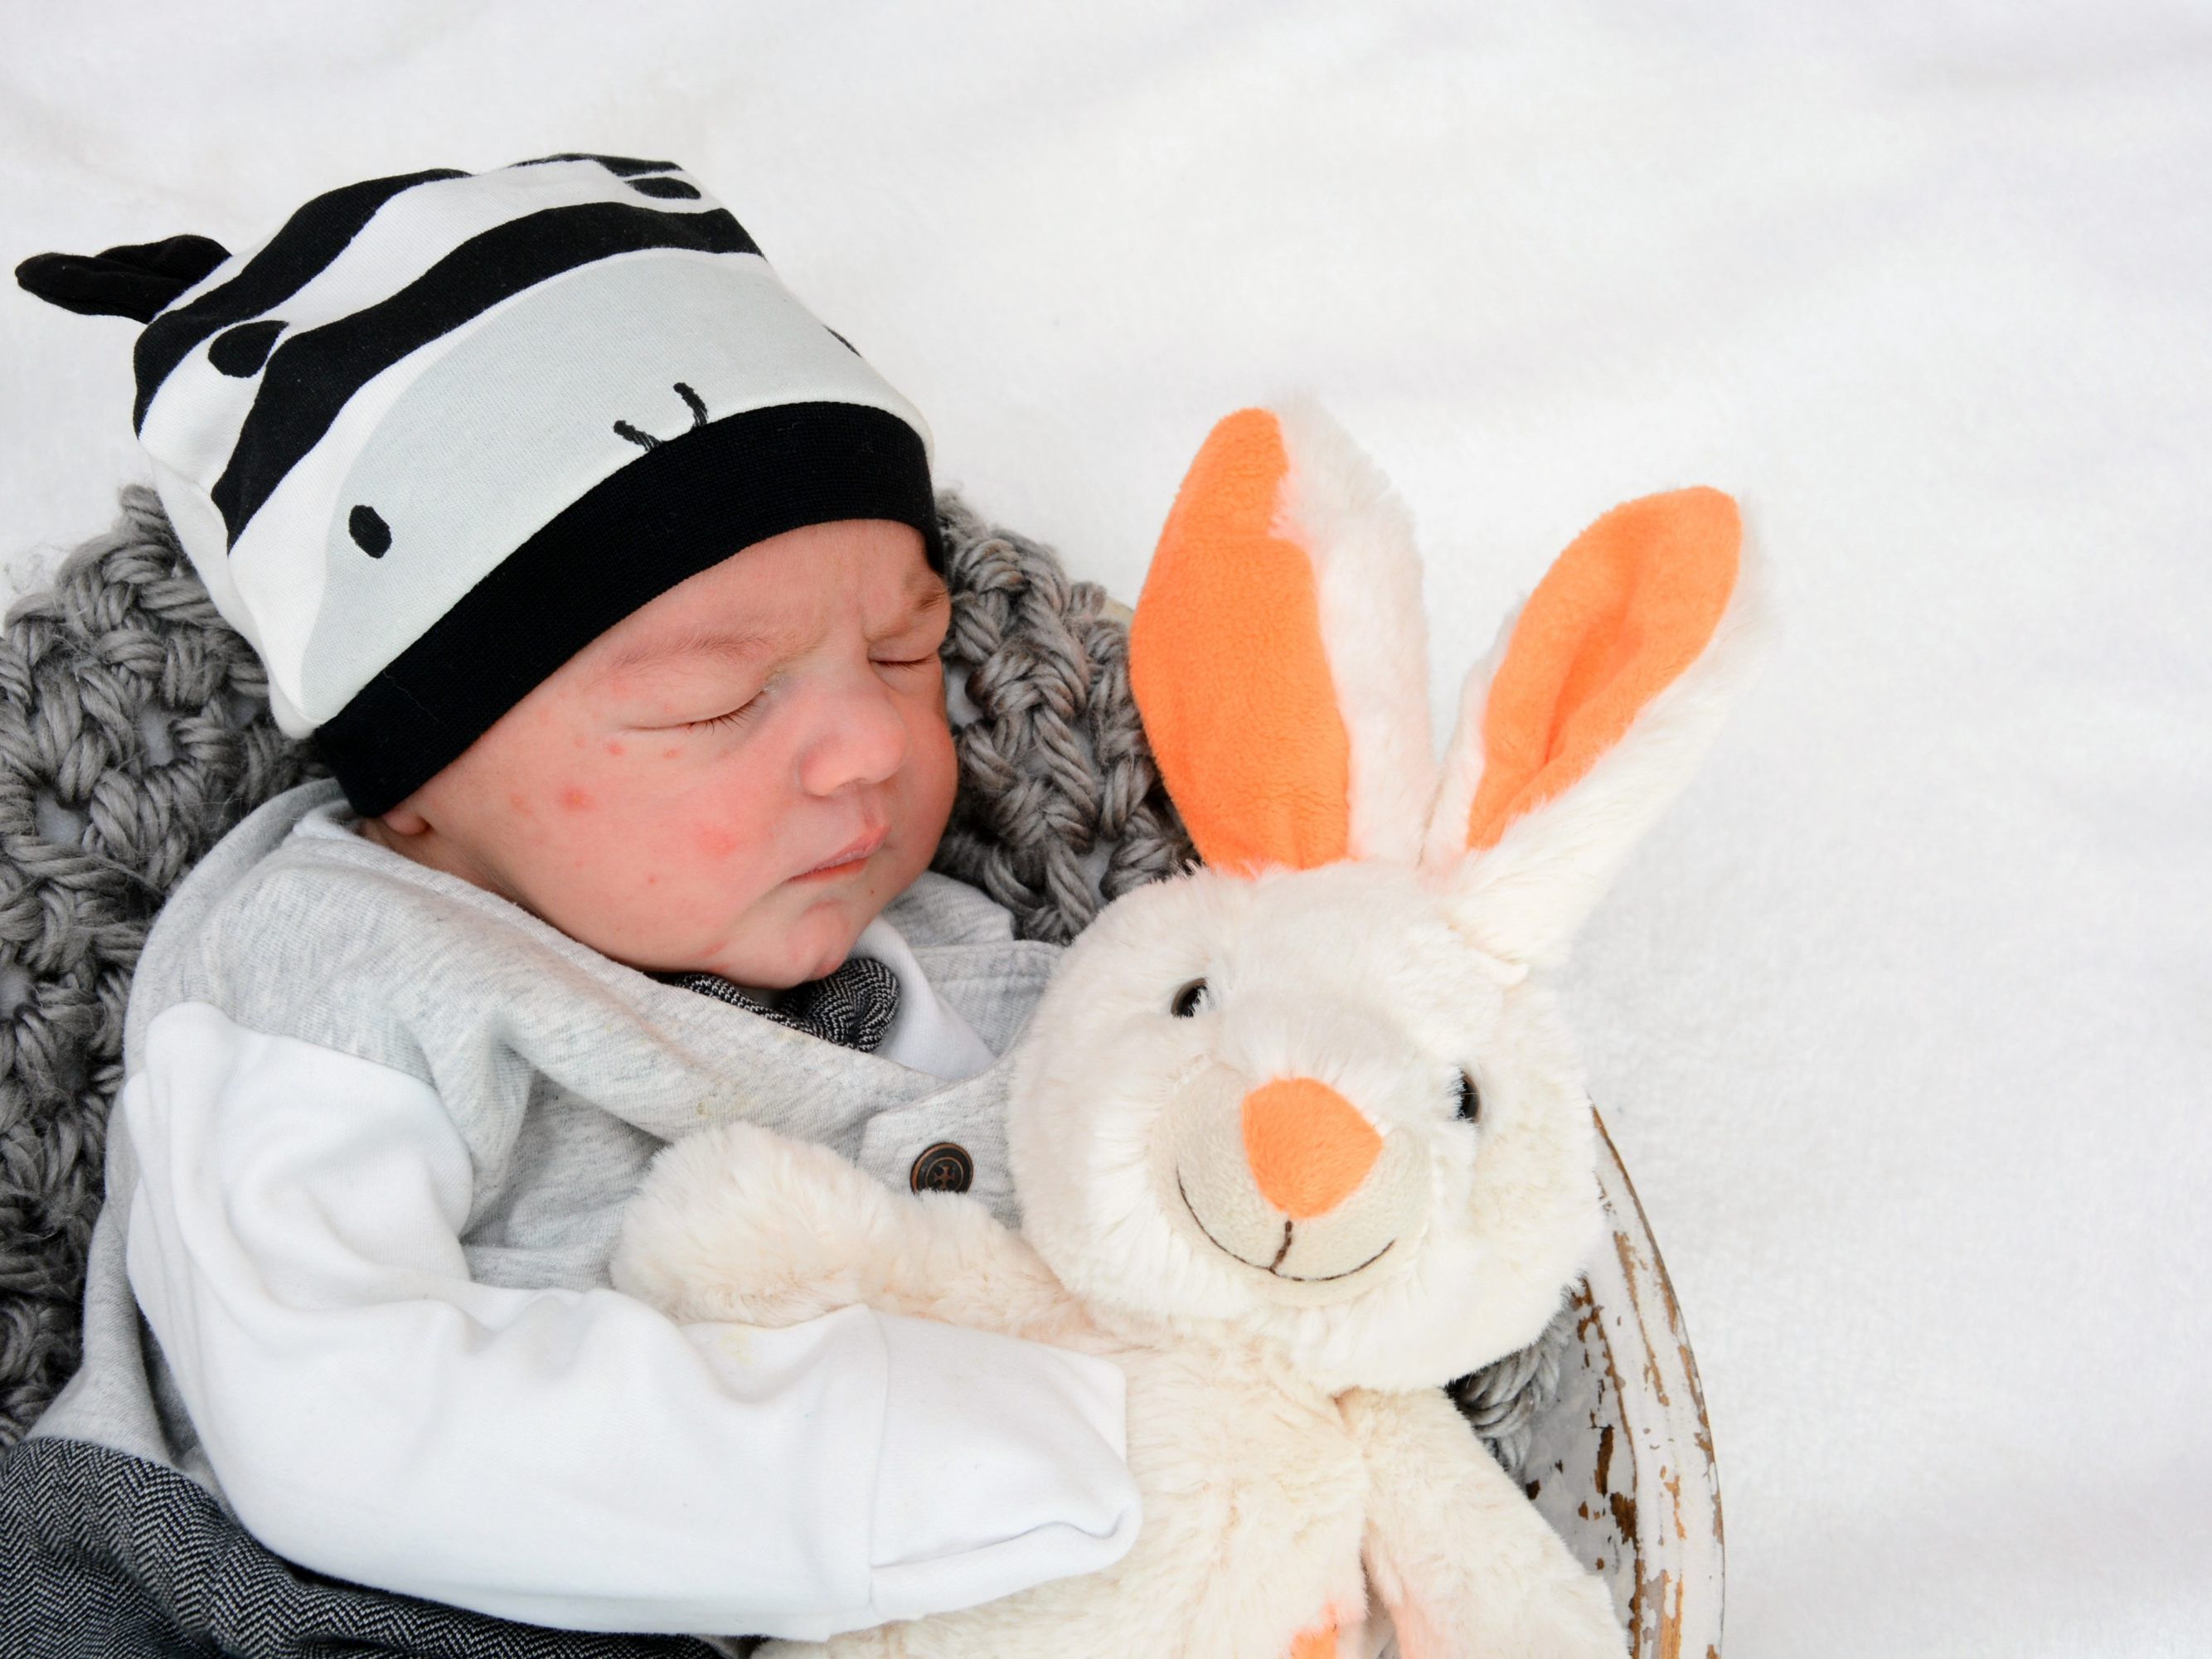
(16, 234, 231, 323)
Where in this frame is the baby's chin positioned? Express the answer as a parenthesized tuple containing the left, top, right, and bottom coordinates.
(657, 832, 933, 989)
(707, 891, 877, 990)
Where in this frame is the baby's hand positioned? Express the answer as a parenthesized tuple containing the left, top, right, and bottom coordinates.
(614, 1120, 901, 1326)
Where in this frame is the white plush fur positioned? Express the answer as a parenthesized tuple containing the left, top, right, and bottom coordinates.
(1005, 864, 1599, 1395)
(1419, 599, 1521, 877)
(613, 403, 1767, 1658)
(1343, 1386, 1623, 1657)
(1430, 546, 1773, 967)
(1267, 393, 1435, 865)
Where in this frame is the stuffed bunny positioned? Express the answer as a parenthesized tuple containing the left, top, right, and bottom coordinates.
(612, 399, 1766, 1659)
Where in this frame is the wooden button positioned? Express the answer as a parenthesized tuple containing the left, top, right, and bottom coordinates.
(910, 1142, 974, 1194)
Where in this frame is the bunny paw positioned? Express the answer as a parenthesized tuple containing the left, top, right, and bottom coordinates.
(611, 1119, 902, 1327)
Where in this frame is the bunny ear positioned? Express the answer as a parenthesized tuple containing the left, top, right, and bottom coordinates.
(1130, 399, 1433, 872)
(1424, 486, 1768, 965)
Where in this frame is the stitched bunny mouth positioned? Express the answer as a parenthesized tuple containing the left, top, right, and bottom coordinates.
(1175, 1170, 1394, 1283)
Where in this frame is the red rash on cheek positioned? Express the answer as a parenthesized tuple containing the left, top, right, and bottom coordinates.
(605, 740, 626, 757)
(693, 821, 742, 860)
(558, 786, 594, 813)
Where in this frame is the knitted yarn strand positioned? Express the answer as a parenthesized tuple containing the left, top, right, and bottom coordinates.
(0, 487, 322, 1442)
(932, 493, 1193, 941)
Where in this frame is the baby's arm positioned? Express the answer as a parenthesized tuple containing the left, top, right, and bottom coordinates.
(123, 1001, 1139, 1640)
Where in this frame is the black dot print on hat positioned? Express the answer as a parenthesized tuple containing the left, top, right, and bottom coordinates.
(628, 177, 701, 200)
(208, 319, 284, 376)
(348, 504, 391, 557)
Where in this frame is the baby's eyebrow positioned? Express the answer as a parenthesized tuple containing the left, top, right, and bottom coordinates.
(865, 570, 951, 642)
(593, 624, 777, 681)
(900, 565, 952, 616)
(595, 568, 946, 681)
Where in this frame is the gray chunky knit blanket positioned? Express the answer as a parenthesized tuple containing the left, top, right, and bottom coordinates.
(0, 485, 1564, 1657)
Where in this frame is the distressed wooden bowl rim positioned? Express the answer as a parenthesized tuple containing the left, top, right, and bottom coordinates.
(1529, 1108, 1726, 1657)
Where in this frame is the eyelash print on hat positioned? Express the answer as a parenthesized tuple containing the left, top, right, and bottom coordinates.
(347, 380, 714, 558)
(614, 381, 708, 452)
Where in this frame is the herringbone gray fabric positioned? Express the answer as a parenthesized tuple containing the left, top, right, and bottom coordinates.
(0, 1436, 726, 1659)
(658, 956, 903, 1054)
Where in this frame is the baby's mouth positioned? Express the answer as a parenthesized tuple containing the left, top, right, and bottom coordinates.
(793, 826, 888, 880)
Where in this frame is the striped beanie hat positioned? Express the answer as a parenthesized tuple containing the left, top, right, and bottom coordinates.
(14, 153, 943, 815)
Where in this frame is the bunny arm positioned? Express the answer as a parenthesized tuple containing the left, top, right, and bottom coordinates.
(1340, 1386, 1623, 1659)
(865, 1184, 1096, 1347)
(614, 1119, 1092, 1348)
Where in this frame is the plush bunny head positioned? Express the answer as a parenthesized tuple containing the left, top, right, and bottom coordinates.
(1005, 400, 1766, 1395)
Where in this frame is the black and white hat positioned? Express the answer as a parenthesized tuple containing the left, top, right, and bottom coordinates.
(16, 153, 945, 815)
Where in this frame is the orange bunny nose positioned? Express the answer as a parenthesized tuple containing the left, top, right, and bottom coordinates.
(1240, 1078, 1383, 1219)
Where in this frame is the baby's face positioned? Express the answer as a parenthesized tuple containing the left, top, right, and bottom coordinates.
(366, 518, 957, 987)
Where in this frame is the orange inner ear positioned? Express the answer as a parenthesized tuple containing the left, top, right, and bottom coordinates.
(1465, 487, 1740, 851)
(1130, 409, 1351, 872)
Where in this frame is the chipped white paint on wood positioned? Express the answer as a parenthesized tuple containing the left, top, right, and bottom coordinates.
(1524, 1110, 1725, 1657)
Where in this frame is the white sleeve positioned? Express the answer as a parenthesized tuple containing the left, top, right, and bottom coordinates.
(121, 1000, 1140, 1639)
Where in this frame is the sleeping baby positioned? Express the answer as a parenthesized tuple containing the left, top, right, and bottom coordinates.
(8, 153, 1139, 1652)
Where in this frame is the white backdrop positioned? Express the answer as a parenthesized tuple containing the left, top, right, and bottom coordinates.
(7, 4, 2209, 1654)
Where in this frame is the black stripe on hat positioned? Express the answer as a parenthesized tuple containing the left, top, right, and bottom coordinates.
(131, 167, 467, 432)
(507, 155, 704, 199)
(314, 400, 946, 817)
(209, 201, 760, 549)
(511, 153, 684, 176)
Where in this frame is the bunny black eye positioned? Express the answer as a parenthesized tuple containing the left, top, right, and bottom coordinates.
(1455, 1070, 1482, 1123)
(1171, 978, 1210, 1018)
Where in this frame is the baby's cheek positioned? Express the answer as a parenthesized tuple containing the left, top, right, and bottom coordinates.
(672, 807, 784, 903)
(905, 704, 960, 830)
(691, 820, 743, 861)
(614, 759, 793, 919)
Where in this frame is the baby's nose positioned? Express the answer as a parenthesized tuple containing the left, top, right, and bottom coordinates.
(1239, 1077, 1382, 1219)
(798, 680, 910, 794)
